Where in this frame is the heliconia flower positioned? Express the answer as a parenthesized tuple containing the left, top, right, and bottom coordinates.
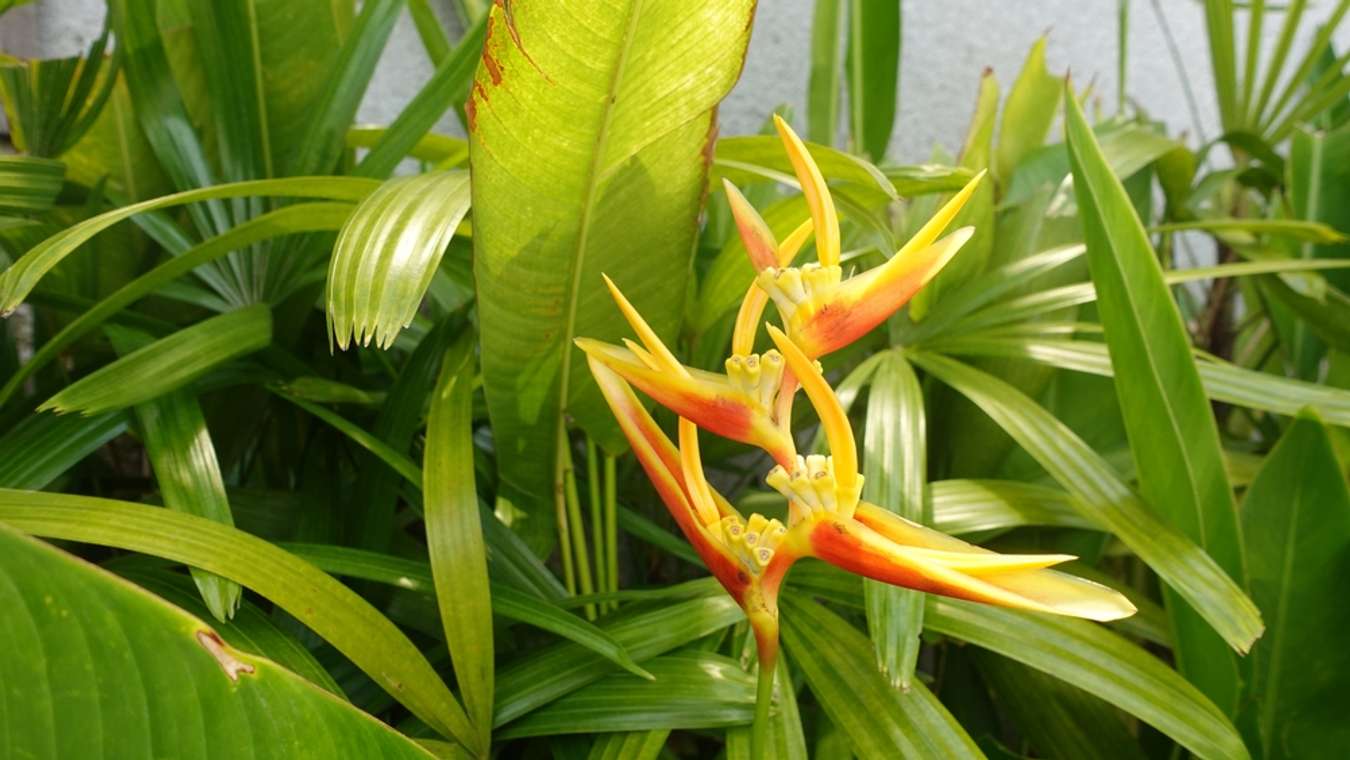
(575, 275, 799, 468)
(585, 356, 797, 667)
(762, 324, 1137, 621)
(725, 115, 986, 360)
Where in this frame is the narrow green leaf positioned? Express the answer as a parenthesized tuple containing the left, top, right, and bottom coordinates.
(0, 411, 126, 489)
(281, 543, 651, 679)
(996, 38, 1061, 182)
(285, 0, 402, 176)
(780, 595, 983, 760)
(926, 598, 1249, 760)
(357, 15, 487, 177)
(0, 524, 436, 759)
(408, 0, 453, 64)
(1238, 411, 1350, 757)
(1067, 88, 1249, 708)
(807, 0, 847, 145)
(327, 171, 470, 349)
(976, 653, 1146, 760)
(846, 0, 900, 160)
(133, 389, 241, 622)
(910, 69, 998, 320)
(274, 393, 422, 487)
(937, 337, 1350, 428)
(861, 352, 926, 688)
(0, 176, 377, 314)
(911, 352, 1263, 653)
(40, 304, 272, 416)
(497, 652, 755, 738)
(0, 201, 353, 408)
(1153, 217, 1345, 243)
(0, 491, 475, 747)
(712, 135, 897, 201)
(1204, 0, 1240, 129)
(494, 595, 743, 726)
(470, 0, 756, 547)
(0, 155, 63, 212)
(928, 479, 1096, 535)
(425, 336, 493, 753)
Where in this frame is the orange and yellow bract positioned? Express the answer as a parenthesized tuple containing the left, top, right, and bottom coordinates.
(578, 116, 1134, 757)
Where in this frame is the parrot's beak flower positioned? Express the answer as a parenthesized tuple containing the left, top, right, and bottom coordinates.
(580, 122, 1133, 756)
(575, 276, 799, 467)
(727, 115, 986, 360)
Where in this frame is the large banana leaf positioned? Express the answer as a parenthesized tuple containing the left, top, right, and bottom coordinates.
(1065, 86, 1248, 713)
(469, 0, 755, 550)
(0, 523, 435, 759)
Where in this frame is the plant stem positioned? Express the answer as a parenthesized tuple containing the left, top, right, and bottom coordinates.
(586, 437, 605, 603)
(604, 454, 618, 612)
(562, 437, 597, 619)
(751, 652, 775, 760)
(554, 427, 577, 596)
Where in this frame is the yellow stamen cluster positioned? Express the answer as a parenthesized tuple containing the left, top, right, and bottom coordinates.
(724, 350, 786, 410)
(715, 512, 788, 573)
(765, 454, 864, 519)
(756, 263, 842, 319)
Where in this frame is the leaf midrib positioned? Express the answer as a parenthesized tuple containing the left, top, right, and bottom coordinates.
(555, 0, 647, 447)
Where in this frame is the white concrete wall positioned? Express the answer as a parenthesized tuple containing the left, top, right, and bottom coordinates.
(4, 1, 1349, 162)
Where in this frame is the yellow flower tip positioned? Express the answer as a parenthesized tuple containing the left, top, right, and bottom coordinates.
(678, 418, 723, 527)
(601, 274, 685, 377)
(723, 178, 779, 271)
(765, 324, 858, 494)
(919, 226, 975, 287)
(772, 114, 840, 268)
(776, 217, 815, 266)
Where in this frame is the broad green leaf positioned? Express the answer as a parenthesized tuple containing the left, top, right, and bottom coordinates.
(115, 567, 343, 696)
(0, 201, 353, 408)
(0, 176, 378, 314)
(780, 595, 982, 760)
(1066, 88, 1248, 708)
(846, 0, 900, 161)
(497, 652, 755, 738)
(494, 595, 743, 726)
(0, 490, 475, 746)
(861, 352, 926, 688)
(469, 0, 756, 548)
(327, 171, 471, 349)
(937, 337, 1350, 427)
(281, 543, 651, 679)
(0, 525, 436, 760)
(0, 155, 63, 212)
(132, 389, 241, 622)
(1238, 411, 1350, 757)
(0, 411, 126, 489)
(1289, 125, 1350, 292)
(253, 0, 347, 173)
(425, 337, 493, 753)
(996, 38, 1061, 182)
(911, 352, 1263, 653)
(40, 304, 272, 416)
(807, 0, 847, 145)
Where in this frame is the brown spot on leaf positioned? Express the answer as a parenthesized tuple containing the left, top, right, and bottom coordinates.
(196, 630, 255, 682)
